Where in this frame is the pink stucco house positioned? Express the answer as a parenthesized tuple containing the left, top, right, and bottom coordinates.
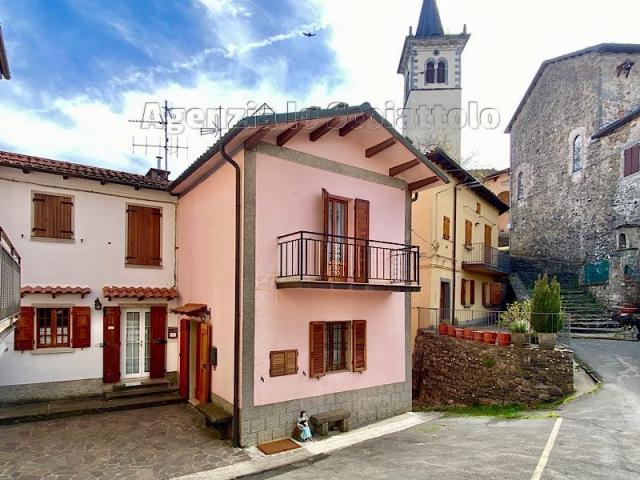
(171, 103, 449, 446)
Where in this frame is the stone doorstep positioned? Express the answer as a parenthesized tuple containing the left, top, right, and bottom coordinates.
(170, 412, 440, 480)
(0, 392, 185, 425)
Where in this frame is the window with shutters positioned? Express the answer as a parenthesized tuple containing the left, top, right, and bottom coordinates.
(461, 279, 467, 306)
(442, 216, 451, 241)
(326, 322, 348, 372)
(269, 349, 298, 377)
(469, 280, 476, 305)
(31, 192, 74, 241)
(36, 308, 70, 348)
(623, 144, 640, 177)
(476, 203, 481, 214)
(309, 320, 366, 378)
(126, 204, 162, 267)
(464, 220, 473, 246)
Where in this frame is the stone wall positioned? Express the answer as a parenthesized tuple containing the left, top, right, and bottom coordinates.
(412, 332, 574, 407)
(0, 378, 105, 405)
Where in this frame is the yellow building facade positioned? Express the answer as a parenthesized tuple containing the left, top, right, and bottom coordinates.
(411, 150, 510, 339)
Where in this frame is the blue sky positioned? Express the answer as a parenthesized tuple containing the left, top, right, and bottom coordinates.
(1, 0, 639, 177)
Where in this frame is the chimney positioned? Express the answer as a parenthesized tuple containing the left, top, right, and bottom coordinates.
(145, 168, 170, 181)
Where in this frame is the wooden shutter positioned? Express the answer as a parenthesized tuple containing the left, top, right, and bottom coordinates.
(32, 193, 73, 240)
(470, 280, 476, 305)
(71, 306, 91, 348)
(149, 306, 167, 379)
(465, 220, 472, 246)
(624, 146, 640, 177)
(490, 283, 502, 306)
(309, 322, 326, 378)
(103, 306, 121, 383)
(461, 279, 467, 305)
(321, 190, 329, 280)
(127, 205, 162, 266)
(352, 320, 367, 372)
(354, 198, 370, 283)
(15, 307, 34, 351)
(270, 349, 298, 377)
(443, 216, 450, 240)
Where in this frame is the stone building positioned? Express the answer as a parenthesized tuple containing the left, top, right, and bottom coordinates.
(506, 44, 640, 309)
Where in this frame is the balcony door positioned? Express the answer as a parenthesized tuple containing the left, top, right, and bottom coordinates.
(322, 189, 348, 281)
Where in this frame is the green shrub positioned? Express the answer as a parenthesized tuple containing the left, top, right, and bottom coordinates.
(481, 357, 496, 368)
(500, 300, 531, 332)
(531, 273, 564, 333)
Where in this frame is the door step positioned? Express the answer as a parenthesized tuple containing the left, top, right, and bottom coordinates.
(112, 378, 170, 392)
(105, 384, 178, 400)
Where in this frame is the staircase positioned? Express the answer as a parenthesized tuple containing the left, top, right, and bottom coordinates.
(104, 378, 182, 404)
(511, 257, 625, 340)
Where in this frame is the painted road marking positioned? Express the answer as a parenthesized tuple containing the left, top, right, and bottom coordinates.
(531, 417, 564, 480)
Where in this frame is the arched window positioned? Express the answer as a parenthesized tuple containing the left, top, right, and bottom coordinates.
(517, 173, 524, 200)
(425, 61, 435, 84)
(572, 135, 583, 172)
(619, 233, 627, 249)
(437, 60, 447, 84)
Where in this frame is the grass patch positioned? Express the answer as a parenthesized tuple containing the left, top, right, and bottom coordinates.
(415, 403, 525, 419)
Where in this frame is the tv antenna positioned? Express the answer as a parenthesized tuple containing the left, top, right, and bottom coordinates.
(199, 105, 225, 139)
(129, 100, 188, 170)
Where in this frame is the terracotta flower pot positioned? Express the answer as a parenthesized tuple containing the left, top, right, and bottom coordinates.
(447, 325, 456, 336)
(438, 323, 448, 335)
(473, 331, 484, 342)
(464, 328, 474, 340)
(483, 331, 497, 345)
(455, 328, 465, 339)
(498, 332, 512, 347)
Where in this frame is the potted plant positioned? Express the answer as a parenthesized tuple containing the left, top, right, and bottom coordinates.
(530, 273, 564, 350)
(438, 323, 448, 335)
(497, 332, 511, 346)
(447, 325, 456, 336)
(510, 318, 530, 347)
(464, 328, 474, 340)
(455, 327, 465, 339)
(483, 331, 497, 345)
(473, 330, 484, 342)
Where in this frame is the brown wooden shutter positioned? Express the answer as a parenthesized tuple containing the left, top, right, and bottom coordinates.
(71, 306, 91, 348)
(127, 205, 162, 266)
(490, 283, 502, 306)
(632, 145, 640, 176)
(126, 206, 140, 264)
(32, 193, 73, 239)
(321, 189, 330, 280)
(309, 322, 326, 378)
(352, 320, 367, 372)
(58, 197, 74, 239)
(470, 280, 476, 305)
(15, 307, 34, 351)
(354, 198, 370, 283)
(465, 220, 472, 246)
(461, 279, 467, 305)
(270, 350, 299, 377)
(443, 216, 450, 240)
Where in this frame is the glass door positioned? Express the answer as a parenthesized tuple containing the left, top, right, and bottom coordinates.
(123, 310, 151, 378)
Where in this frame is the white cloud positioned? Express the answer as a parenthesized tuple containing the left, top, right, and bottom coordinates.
(197, 0, 251, 18)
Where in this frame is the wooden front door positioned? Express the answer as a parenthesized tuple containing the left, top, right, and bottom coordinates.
(179, 319, 190, 399)
(195, 322, 211, 404)
(484, 225, 492, 264)
(149, 306, 167, 379)
(354, 198, 370, 283)
(103, 307, 121, 383)
(439, 281, 451, 321)
(322, 189, 348, 281)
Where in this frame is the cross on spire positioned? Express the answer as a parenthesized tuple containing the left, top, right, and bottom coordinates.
(416, 0, 445, 37)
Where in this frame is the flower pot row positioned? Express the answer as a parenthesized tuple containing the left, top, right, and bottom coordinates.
(438, 324, 511, 346)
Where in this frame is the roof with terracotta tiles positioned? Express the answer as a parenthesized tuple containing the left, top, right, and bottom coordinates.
(21, 286, 91, 298)
(103, 286, 178, 300)
(170, 303, 209, 315)
(0, 150, 171, 191)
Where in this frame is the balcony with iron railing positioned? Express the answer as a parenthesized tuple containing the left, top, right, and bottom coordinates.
(0, 227, 21, 341)
(276, 231, 420, 292)
(461, 243, 511, 275)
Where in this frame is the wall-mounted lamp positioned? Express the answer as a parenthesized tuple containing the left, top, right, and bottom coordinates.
(94, 298, 103, 311)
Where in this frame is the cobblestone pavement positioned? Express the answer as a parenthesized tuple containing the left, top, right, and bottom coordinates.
(0, 404, 248, 479)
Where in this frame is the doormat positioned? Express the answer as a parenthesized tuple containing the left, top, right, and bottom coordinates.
(257, 438, 301, 455)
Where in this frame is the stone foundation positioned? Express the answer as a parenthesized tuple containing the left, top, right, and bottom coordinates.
(239, 381, 412, 447)
(413, 332, 574, 407)
(0, 378, 104, 405)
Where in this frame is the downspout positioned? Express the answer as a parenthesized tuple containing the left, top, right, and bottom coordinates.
(451, 183, 458, 325)
(220, 141, 242, 449)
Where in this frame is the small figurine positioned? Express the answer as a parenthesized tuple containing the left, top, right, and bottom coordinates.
(295, 410, 313, 442)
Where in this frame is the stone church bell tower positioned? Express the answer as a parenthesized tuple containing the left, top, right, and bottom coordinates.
(398, 0, 469, 160)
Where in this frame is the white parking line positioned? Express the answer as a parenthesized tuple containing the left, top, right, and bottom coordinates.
(531, 417, 564, 480)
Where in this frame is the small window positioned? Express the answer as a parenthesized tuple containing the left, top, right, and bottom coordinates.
(619, 233, 627, 249)
(37, 308, 70, 348)
(437, 60, 447, 84)
(32, 193, 74, 240)
(126, 205, 162, 266)
(326, 322, 348, 372)
(425, 61, 435, 84)
(572, 135, 583, 172)
(623, 145, 640, 177)
(476, 203, 481, 214)
(465, 220, 473, 246)
(443, 216, 451, 240)
(517, 172, 524, 200)
(269, 350, 298, 377)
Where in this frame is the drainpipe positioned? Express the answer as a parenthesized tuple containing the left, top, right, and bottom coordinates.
(451, 183, 459, 325)
(220, 141, 242, 449)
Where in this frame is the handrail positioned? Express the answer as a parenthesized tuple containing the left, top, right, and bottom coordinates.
(0, 227, 21, 264)
(277, 230, 412, 248)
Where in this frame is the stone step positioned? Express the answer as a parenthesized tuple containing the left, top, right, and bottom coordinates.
(570, 327, 624, 334)
(111, 378, 170, 392)
(570, 332, 628, 340)
(104, 385, 178, 400)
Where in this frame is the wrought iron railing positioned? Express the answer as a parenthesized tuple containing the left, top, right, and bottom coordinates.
(415, 307, 571, 347)
(0, 227, 21, 339)
(277, 231, 419, 285)
(462, 243, 511, 273)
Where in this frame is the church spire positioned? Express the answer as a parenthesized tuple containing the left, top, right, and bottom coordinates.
(415, 0, 445, 37)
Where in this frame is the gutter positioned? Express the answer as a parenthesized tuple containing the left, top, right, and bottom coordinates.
(451, 183, 458, 324)
(220, 141, 242, 448)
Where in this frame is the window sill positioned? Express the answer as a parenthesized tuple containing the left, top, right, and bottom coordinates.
(31, 347, 74, 355)
(325, 369, 351, 375)
(124, 263, 163, 270)
(31, 237, 75, 244)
